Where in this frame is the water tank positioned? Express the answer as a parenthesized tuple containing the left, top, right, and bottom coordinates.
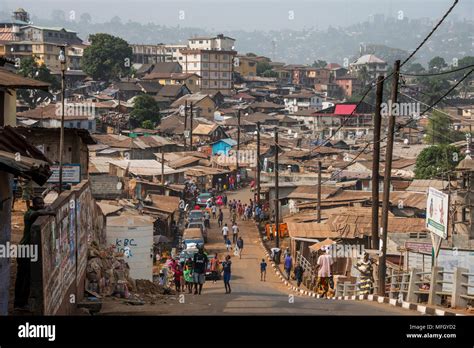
(106, 215, 154, 281)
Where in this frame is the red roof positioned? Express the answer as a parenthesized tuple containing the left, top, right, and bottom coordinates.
(334, 104, 356, 115)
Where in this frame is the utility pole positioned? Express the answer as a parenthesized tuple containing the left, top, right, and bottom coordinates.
(317, 161, 322, 223)
(236, 109, 241, 175)
(190, 102, 193, 151)
(372, 75, 384, 249)
(379, 60, 400, 296)
(161, 150, 165, 194)
(256, 121, 261, 204)
(58, 45, 67, 193)
(184, 101, 188, 151)
(274, 128, 280, 248)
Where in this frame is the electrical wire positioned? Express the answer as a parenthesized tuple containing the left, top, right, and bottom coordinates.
(400, 64, 474, 77)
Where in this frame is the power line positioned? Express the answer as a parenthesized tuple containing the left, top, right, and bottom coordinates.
(400, 0, 459, 67)
(310, 0, 459, 153)
(401, 64, 474, 77)
(322, 68, 473, 184)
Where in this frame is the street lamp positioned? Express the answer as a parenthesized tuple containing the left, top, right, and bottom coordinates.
(58, 45, 67, 193)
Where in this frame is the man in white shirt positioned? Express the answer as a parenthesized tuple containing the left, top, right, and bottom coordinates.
(232, 223, 239, 244)
(222, 223, 229, 242)
(316, 247, 334, 298)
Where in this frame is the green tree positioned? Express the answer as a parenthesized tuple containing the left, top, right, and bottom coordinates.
(311, 60, 327, 68)
(256, 61, 273, 76)
(16, 56, 59, 107)
(141, 120, 154, 129)
(405, 63, 425, 74)
(417, 76, 450, 105)
(82, 33, 133, 82)
(246, 52, 257, 57)
(262, 69, 278, 78)
(414, 144, 463, 179)
(130, 94, 160, 128)
(425, 110, 464, 145)
(428, 56, 447, 72)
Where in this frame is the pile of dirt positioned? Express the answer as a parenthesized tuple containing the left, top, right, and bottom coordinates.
(135, 279, 173, 296)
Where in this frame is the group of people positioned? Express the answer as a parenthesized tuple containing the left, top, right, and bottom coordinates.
(168, 245, 234, 295)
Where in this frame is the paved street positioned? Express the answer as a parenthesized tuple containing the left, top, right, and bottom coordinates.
(101, 188, 417, 315)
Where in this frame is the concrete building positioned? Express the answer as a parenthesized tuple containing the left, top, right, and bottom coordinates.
(181, 35, 236, 94)
(349, 54, 388, 80)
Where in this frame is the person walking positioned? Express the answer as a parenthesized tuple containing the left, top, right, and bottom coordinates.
(204, 210, 210, 228)
(284, 253, 293, 280)
(210, 253, 220, 283)
(231, 222, 239, 244)
(222, 223, 229, 242)
(236, 237, 244, 259)
(260, 259, 267, 281)
(183, 258, 193, 294)
(294, 263, 304, 287)
(225, 237, 232, 252)
(14, 196, 55, 311)
(173, 263, 183, 292)
(218, 209, 224, 227)
(221, 255, 232, 294)
(211, 204, 217, 219)
(316, 247, 334, 298)
(231, 210, 237, 225)
(192, 244, 208, 295)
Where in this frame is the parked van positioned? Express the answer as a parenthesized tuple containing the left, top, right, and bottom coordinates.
(182, 228, 204, 249)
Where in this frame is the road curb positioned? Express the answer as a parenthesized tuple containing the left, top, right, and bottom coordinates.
(254, 222, 459, 316)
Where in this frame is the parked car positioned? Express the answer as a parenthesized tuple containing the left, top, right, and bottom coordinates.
(179, 247, 199, 264)
(186, 220, 208, 243)
(182, 228, 204, 249)
(197, 192, 212, 208)
(187, 209, 204, 224)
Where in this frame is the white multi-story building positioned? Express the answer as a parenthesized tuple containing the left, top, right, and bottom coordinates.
(180, 35, 236, 94)
(188, 34, 235, 51)
(349, 54, 388, 80)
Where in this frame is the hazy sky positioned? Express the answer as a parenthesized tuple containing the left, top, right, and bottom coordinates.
(2, 0, 473, 30)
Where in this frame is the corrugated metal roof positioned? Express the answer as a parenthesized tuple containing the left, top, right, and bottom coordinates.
(148, 194, 180, 213)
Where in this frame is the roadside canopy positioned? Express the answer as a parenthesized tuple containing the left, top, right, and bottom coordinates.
(309, 238, 336, 252)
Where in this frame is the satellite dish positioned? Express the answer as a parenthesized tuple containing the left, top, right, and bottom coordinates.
(288, 129, 292, 135)
(404, 138, 409, 145)
(294, 133, 298, 139)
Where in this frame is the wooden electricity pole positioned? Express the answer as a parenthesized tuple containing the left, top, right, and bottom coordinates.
(256, 121, 261, 204)
(379, 60, 401, 296)
(317, 161, 322, 223)
(371, 75, 384, 250)
(236, 109, 241, 174)
(274, 127, 280, 248)
(161, 150, 165, 193)
(189, 102, 194, 150)
(184, 101, 188, 150)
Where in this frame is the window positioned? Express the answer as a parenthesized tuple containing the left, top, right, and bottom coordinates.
(214, 81, 218, 86)
(88, 121, 93, 130)
(203, 80, 208, 86)
(203, 54, 209, 60)
(193, 54, 197, 59)
(203, 71, 209, 77)
(76, 121, 81, 128)
(223, 55, 228, 60)
(199, 40, 203, 44)
(194, 62, 197, 67)
(223, 81, 228, 86)
(215, 54, 218, 59)
(214, 63, 218, 68)
(68, 122, 74, 127)
(203, 63, 209, 68)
